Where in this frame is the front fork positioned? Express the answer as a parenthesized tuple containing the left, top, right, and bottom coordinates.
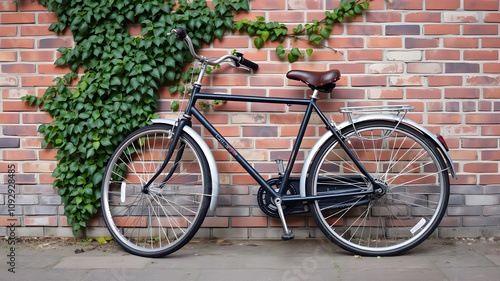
(142, 117, 191, 193)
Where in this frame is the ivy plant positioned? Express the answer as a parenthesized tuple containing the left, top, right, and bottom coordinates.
(22, 0, 369, 235)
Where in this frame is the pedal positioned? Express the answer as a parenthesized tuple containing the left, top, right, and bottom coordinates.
(275, 159, 285, 177)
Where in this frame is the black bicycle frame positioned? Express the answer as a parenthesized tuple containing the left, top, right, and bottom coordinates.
(184, 86, 380, 200)
(144, 85, 380, 201)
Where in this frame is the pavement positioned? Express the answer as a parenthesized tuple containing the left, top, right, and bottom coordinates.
(1, 237, 500, 281)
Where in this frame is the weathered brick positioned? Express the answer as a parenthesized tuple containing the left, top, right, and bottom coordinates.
(444, 12, 479, 22)
(0, 138, 20, 148)
(386, 25, 420, 35)
(408, 63, 442, 74)
(386, 50, 422, 61)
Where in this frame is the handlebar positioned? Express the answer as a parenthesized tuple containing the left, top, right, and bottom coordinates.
(169, 27, 259, 71)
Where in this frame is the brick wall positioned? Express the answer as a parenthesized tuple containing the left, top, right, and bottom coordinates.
(1, 0, 499, 239)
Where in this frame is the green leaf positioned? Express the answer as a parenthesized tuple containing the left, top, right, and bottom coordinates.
(256, 16, 265, 21)
(254, 37, 264, 49)
(320, 27, 330, 38)
(306, 48, 314, 57)
(171, 100, 179, 111)
(261, 30, 269, 41)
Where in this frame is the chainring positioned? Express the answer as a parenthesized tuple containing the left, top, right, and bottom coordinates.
(257, 178, 299, 218)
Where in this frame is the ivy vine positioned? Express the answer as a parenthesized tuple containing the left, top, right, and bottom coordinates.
(22, 0, 369, 235)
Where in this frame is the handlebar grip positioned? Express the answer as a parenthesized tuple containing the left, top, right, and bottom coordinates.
(237, 53, 259, 70)
(173, 27, 187, 40)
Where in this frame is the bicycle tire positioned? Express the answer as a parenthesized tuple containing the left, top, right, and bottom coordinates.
(101, 124, 211, 257)
(307, 120, 450, 256)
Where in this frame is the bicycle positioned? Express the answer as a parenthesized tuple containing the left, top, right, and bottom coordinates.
(101, 27, 457, 258)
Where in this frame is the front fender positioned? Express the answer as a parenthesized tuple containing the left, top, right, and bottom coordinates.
(152, 119, 219, 211)
(299, 114, 457, 198)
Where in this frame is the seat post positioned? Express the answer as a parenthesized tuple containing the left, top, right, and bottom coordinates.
(311, 89, 320, 99)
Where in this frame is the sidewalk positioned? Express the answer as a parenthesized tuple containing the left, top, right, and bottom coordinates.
(2, 237, 499, 281)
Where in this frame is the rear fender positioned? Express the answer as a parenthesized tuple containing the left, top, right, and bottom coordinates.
(299, 115, 457, 198)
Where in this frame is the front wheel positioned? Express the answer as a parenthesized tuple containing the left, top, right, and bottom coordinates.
(101, 124, 211, 257)
(308, 121, 450, 256)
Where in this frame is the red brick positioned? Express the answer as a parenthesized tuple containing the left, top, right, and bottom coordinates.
(21, 76, 56, 87)
(483, 38, 500, 48)
(464, 163, 497, 173)
(426, 0, 461, 10)
(251, 0, 285, 10)
(37, 12, 58, 23)
(366, 37, 402, 48)
(351, 76, 386, 87)
(466, 76, 500, 86)
(2, 101, 37, 112)
(38, 38, 73, 48)
(21, 25, 55, 36)
(443, 37, 479, 48)
(255, 138, 290, 149)
(38, 64, 72, 74)
(405, 12, 441, 22)
(484, 13, 500, 22)
(484, 88, 500, 99)
(268, 11, 304, 22)
(464, 0, 499, 10)
(0, 1, 17, 11)
(213, 37, 248, 48)
(428, 76, 462, 86)
(424, 24, 460, 35)
(407, 88, 442, 99)
(20, 1, 47, 11)
(346, 25, 382, 35)
(1, 13, 35, 24)
(388, 0, 423, 9)
(463, 25, 498, 35)
(3, 125, 38, 136)
(250, 102, 286, 112)
(462, 138, 498, 148)
(307, 50, 344, 61)
(366, 12, 402, 22)
(3, 150, 37, 160)
(20, 51, 54, 61)
(22, 113, 54, 124)
(1, 38, 34, 48)
(288, 0, 322, 9)
(408, 63, 442, 74)
(0, 26, 17, 36)
(2, 64, 36, 73)
(328, 37, 364, 48)
(232, 12, 266, 22)
(368, 89, 403, 99)
(482, 150, 500, 160)
(24, 217, 57, 227)
(0, 113, 19, 124)
(39, 150, 57, 160)
(232, 217, 268, 227)
(405, 38, 439, 49)
(348, 50, 383, 61)
(466, 114, 500, 124)
(0, 51, 16, 61)
(201, 217, 229, 228)
(0, 217, 20, 227)
(480, 175, 500, 185)
(445, 88, 480, 99)
(426, 50, 460, 60)
(483, 126, 500, 136)
(464, 50, 498, 61)
(484, 63, 500, 73)
(250, 76, 283, 86)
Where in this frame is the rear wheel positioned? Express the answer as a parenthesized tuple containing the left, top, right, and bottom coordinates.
(308, 121, 449, 256)
(101, 124, 211, 257)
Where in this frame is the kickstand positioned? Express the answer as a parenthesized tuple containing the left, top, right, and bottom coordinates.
(275, 198, 295, 241)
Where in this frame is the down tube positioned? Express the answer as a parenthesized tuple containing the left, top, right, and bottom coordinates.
(190, 107, 277, 196)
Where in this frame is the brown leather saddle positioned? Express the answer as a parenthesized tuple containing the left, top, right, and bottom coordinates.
(286, 69, 341, 93)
